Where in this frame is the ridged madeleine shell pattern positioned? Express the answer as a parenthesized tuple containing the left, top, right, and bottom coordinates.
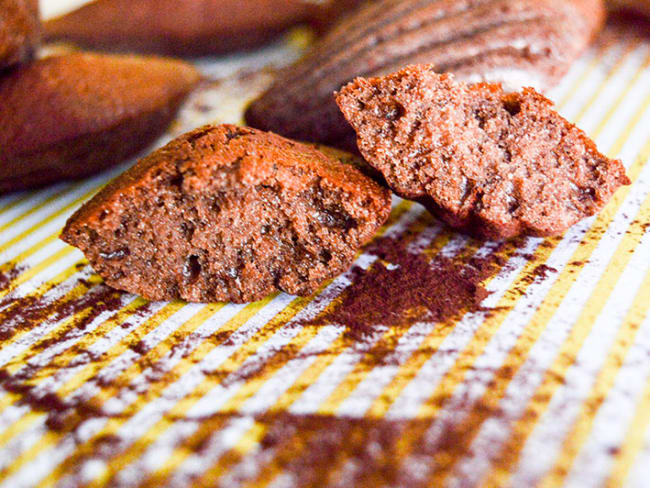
(246, 0, 605, 149)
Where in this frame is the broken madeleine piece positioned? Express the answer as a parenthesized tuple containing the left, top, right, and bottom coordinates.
(336, 65, 629, 239)
(61, 125, 392, 303)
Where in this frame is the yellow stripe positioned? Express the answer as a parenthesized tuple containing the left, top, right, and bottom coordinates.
(34, 302, 230, 488)
(192, 421, 269, 488)
(234, 424, 325, 488)
(553, 40, 617, 110)
(538, 266, 650, 488)
(0, 194, 37, 219)
(605, 90, 650, 161)
(136, 415, 236, 487)
(315, 231, 461, 416)
(0, 246, 77, 300)
(41, 293, 281, 486)
(7, 302, 220, 485)
(479, 188, 650, 488)
(0, 269, 100, 361)
(605, 365, 650, 487)
(0, 297, 147, 447)
(0, 234, 58, 274)
(589, 52, 650, 141)
(1, 195, 121, 300)
(567, 41, 642, 127)
(139, 414, 233, 487)
(0, 190, 76, 238)
(81, 295, 298, 488)
(0, 223, 86, 299)
(0, 184, 100, 256)
(0, 277, 125, 382)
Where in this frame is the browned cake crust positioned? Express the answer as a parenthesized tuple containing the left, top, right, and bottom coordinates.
(61, 124, 392, 303)
(607, 0, 650, 16)
(43, 0, 365, 56)
(0, 0, 40, 70)
(336, 65, 629, 239)
(308, 0, 368, 33)
(246, 0, 605, 150)
(0, 53, 201, 193)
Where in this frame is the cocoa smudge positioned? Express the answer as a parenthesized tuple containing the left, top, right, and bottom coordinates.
(531, 264, 558, 280)
(0, 280, 125, 342)
(157, 411, 501, 488)
(0, 367, 109, 431)
(0, 267, 136, 432)
(0, 262, 26, 293)
(301, 236, 507, 338)
(0, 224, 547, 479)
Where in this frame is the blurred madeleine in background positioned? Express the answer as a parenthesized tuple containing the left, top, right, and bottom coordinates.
(608, 0, 650, 16)
(43, 0, 367, 56)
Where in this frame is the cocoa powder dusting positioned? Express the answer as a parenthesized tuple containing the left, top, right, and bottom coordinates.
(302, 236, 506, 337)
(0, 264, 138, 431)
(0, 262, 25, 293)
(0, 219, 566, 486)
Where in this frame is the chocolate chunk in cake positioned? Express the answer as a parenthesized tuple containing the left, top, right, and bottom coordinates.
(44, 0, 365, 56)
(0, 52, 201, 192)
(61, 125, 392, 303)
(336, 65, 629, 239)
(246, 0, 605, 150)
(0, 0, 40, 70)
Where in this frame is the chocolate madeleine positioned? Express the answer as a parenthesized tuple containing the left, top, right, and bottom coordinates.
(44, 0, 365, 56)
(246, 0, 605, 150)
(308, 0, 368, 33)
(61, 125, 392, 303)
(607, 0, 650, 16)
(0, 0, 40, 70)
(0, 53, 201, 192)
(337, 65, 629, 239)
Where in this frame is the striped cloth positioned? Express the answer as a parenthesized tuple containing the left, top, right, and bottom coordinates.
(0, 5, 649, 488)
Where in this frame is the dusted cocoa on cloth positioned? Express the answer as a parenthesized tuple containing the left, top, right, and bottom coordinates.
(301, 234, 508, 337)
